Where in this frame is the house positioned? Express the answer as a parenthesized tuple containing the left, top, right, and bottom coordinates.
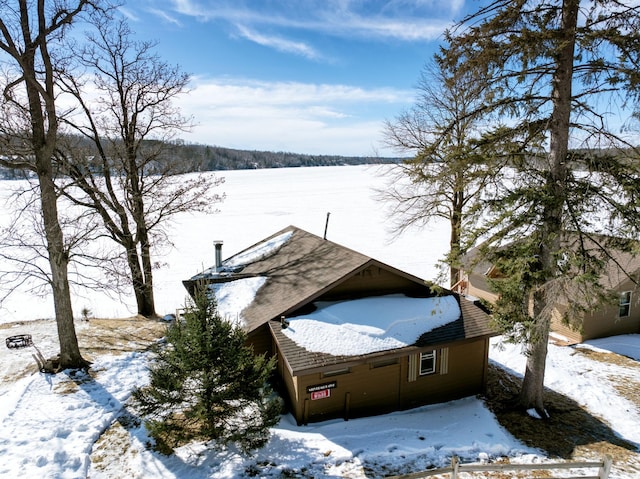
(184, 226, 495, 425)
(457, 234, 640, 343)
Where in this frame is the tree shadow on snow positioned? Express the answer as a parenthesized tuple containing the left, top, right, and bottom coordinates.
(61, 369, 199, 477)
(483, 363, 639, 459)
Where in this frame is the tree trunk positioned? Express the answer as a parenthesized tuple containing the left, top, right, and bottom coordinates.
(38, 164, 88, 369)
(518, 0, 578, 415)
(122, 236, 155, 317)
(127, 149, 156, 318)
(139, 232, 156, 317)
(449, 182, 464, 287)
(519, 291, 551, 418)
(19, 4, 89, 370)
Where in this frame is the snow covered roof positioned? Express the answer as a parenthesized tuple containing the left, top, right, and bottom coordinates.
(207, 277, 267, 327)
(185, 226, 494, 362)
(185, 226, 380, 333)
(281, 294, 461, 356)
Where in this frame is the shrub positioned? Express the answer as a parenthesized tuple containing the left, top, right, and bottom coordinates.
(133, 289, 282, 454)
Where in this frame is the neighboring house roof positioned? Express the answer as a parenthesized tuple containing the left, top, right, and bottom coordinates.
(462, 232, 640, 293)
(184, 225, 495, 369)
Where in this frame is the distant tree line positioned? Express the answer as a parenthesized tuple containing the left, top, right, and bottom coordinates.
(0, 140, 403, 180)
(179, 143, 404, 171)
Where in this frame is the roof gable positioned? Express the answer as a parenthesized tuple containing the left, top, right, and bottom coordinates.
(185, 225, 432, 332)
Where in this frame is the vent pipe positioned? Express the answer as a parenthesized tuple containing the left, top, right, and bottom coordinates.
(214, 241, 223, 272)
(323, 212, 331, 240)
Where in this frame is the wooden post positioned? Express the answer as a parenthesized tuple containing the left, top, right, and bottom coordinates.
(344, 392, 351, 421)
(303, 398, 309, 425)
(451, 455, 459, 479)
(599, 455, 612, 479)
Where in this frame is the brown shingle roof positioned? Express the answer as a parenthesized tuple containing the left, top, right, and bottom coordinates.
(184, 225, 495, 374)
(185, 226, 384, 332)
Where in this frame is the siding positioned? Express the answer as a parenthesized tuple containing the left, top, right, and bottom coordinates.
(399, 339, 488, 411)
(322, 265, 428, 300)
(551, 282, 640, 342)
(289, 338, 489, 424)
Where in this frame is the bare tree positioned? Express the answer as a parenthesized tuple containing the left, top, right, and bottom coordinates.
(57, 17, 223, 318)
(0, 0, 104, 370)
(382, 59, 501, 286)
(441, 0, 640, 416)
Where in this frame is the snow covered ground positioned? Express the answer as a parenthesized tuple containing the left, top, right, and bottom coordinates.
(0, 165, 639, 478)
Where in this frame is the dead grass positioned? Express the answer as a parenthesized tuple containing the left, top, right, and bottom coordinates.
(90, 411, 144, 476)
(77, 316, 168, 361)
(572, 348, 640, 409)
(0, 316, 167, 383)
(483, 363, 640, 477)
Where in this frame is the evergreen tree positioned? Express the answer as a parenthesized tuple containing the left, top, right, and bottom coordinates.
(441, 0, 640, 416)
(133, 289, 281, 454)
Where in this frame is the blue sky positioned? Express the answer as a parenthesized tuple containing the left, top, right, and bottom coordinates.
(119, 0, 472, 156)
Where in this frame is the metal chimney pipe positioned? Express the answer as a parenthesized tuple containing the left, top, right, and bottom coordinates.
(214, 241, 223, 271)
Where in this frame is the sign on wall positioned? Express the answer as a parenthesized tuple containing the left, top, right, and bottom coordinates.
(311, 389, 331, 400)
(307, 381, 336, 400)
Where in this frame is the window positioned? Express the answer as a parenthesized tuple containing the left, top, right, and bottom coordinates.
(619, 291, 632, 318)
(419, 350, 436, 375)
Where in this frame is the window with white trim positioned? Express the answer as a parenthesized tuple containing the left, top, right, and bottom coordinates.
(419, 350, 436, 375)
(619, 291, 632, 318)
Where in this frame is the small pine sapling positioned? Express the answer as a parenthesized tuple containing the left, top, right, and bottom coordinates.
(81, 307, 92, 322)
(133, 287, 282, 454)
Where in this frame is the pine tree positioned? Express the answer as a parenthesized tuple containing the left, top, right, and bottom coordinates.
(440, 0, 640, 416)
(133, 289, 281, 454)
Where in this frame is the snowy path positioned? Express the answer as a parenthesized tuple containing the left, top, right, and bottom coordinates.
(0, 353, 149, 479)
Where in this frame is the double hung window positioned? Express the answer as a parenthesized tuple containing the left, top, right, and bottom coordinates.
(419, 350, 436, 375)
(619, 291, 632, 318)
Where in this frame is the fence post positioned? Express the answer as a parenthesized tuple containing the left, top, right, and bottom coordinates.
(450, 455, 459, 479)
(599, 455, 612, 479)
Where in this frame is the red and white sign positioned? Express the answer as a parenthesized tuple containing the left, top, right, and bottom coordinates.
(311, 389, 331, 400)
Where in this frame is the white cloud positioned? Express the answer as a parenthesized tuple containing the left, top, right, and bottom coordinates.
(148, 8, 182, 26)
(234, 25, 325, 61)
(118, 7, 140, 22)
(164, 0, 457, 42)
(176, 77, 413, 155)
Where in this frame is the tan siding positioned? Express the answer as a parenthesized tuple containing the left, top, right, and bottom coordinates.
(467, 282, 499, 304)
(277, 348, 302, 420)
(247, 324, 273, 356)
(288, 339, 489, 424)
(582, 306, 640, 340)
(295, 362, 402, 423)
(321, 265, 426, 300)
(552, 282, 640, 341)
(400, 340, 487, 411)
(296, 372, 351, 423)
